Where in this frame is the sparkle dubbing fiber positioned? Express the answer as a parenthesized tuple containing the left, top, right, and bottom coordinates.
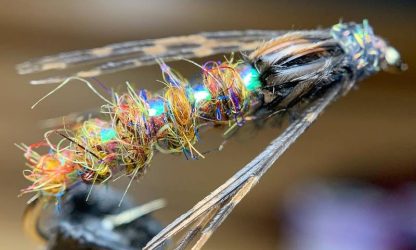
(20, 59, 261, 201)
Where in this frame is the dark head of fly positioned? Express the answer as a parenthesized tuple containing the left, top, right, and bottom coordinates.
(331, 19, 406, 74)
(246, 20, 405, 112)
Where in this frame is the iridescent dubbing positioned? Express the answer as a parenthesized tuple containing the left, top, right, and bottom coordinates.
(331, 19, 385, 77)
(20, 60, 262, 201)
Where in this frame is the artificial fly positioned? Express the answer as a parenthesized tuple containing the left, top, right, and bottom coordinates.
(16, 20, 405, 249)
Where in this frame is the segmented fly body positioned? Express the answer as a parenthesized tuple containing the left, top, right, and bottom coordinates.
(17, 20, 404, 249)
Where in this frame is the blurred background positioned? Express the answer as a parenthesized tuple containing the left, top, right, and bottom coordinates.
(1, 0, 415, 249)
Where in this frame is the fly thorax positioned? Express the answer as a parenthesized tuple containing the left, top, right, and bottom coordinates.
(248, 30, 345, 110)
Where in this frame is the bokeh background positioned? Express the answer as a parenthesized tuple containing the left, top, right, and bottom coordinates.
(1, 0, 415, 249)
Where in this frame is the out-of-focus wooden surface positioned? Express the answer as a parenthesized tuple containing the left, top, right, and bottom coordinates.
(1, 1, 415, 249)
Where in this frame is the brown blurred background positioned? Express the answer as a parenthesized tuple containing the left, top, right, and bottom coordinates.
(1, 0, 415, 249)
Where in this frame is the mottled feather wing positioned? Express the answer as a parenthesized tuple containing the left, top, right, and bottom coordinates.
(16, 30, 288, 84)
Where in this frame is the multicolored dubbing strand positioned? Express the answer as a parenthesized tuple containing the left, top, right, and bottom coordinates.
(20, 60, 262, 201)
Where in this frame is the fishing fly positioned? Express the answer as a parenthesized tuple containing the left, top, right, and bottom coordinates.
(16, 20, 405, 249)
